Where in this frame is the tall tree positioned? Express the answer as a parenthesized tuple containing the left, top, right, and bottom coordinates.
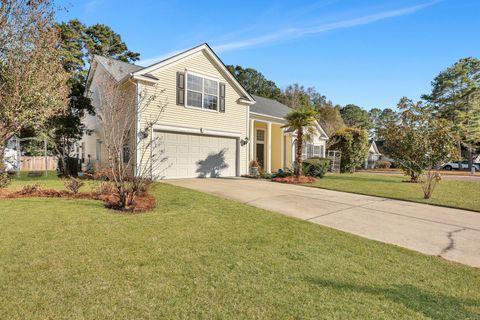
(0, 0, 69, 171)
(306, 87, 344, 139)
(226, 65, 281, 100)
(381, 98, 459, 182)
(340, 104, 373, 130)
(370, 107, 398, 140)
(317, 105, 345, 139)
(47, 19, 141, 165)
(422, 57, 480, 172)
(284, 106, 319, 177)
(282, 83, 311, 109)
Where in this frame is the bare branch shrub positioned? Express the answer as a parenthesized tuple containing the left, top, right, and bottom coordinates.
(93, 70, 168, 211)
(63, 177, 84, 194)
(421, 170, 442, 199)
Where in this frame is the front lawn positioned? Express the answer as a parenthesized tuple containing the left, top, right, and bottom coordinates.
(309, 173, 480, 212)
(0, 176, 479, 319)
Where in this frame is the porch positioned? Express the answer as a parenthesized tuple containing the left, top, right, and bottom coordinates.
(249, 117, 294, 173)
(248, 116, 328, 174)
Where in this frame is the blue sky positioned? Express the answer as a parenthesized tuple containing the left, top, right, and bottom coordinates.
(57, 0, 480, 110)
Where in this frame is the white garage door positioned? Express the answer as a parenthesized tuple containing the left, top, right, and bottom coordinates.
(155, 131, 237, 179)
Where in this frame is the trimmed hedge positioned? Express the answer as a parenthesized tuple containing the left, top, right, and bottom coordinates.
(302, 157, 330, 178)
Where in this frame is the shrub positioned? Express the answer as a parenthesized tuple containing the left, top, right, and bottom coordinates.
(0, 173, 11, 188)
(63, 177, 85, 194)
(329, 127, 369, 173)
(302, 158, 330, 178)
(421, 170, 442, 199)
(376, 160, 391, 169)
(93, 180, 115, 196)
(249, 160, 259, 168)
(0, 164, 11, 188)
(18, 184, 42, 195)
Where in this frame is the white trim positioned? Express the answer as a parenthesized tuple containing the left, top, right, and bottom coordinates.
(266, 123, 272, 172)
(254, 128, 266, 169)
(184, 70, 220, 113)
(153, 124, 242, 138)
(239, 97, 256, 105)
(249, 119, 255, 165)
(185, 68, 219, 81)
(315, 121, 329, 139)
(281, 130, 284, 169)
(250, 112, 287, 123)
(132, 43, 255, 103)
(131, 75, 158, 83)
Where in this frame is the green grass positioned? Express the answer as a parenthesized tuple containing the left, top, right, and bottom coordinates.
(0, 176, 479, 319)
(8, 171, 66, 191)
(309, 173, 480, 212)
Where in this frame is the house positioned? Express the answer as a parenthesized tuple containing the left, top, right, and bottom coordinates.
(81, 43, 328, 179)
(364, 140, 382, 169)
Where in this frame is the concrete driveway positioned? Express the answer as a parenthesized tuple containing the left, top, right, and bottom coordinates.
(167, 178, 480, 268)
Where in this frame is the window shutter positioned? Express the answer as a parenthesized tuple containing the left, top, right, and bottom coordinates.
(176, 72, 185, 106)
(219, 83, 226, 112)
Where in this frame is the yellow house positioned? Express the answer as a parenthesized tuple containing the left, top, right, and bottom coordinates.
(249, 95, 328, 173)
(80, 43, 328, 179)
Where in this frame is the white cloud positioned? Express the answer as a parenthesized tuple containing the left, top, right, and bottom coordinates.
(139, 1, 439, 66)
(213, 1, 440, 52)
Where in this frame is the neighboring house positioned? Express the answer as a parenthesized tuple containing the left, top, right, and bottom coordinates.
(364, 140, 382, 169)
(81, 43, 328, 179)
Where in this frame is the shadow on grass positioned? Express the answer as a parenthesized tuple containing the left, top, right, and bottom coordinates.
(306, 277, 480, 319)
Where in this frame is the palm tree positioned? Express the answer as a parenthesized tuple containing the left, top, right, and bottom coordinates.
(284, 106, 319, 177)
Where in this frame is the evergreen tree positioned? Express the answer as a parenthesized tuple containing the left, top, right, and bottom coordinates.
(422, 57, 480, 172)
(47, 19, 141, 163)
(226, 65, 281, 100)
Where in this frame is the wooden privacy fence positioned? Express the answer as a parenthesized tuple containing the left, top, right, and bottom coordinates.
(20, 156, 57, 171)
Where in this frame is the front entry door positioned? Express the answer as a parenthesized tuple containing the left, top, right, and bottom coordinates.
(256, 143, 265, 169)
(255, 129, 266, 169)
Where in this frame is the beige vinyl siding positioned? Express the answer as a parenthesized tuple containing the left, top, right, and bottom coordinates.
(80, 63, 137, 172)
(137, 50, 249, 176)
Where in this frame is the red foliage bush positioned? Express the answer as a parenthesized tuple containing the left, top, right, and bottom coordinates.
(271, 176, 317, 184)
(0, 183, 156, 213)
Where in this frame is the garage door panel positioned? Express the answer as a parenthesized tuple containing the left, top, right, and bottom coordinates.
(154, 131, 237, 179)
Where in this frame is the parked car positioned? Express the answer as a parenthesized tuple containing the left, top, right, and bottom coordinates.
(441, 161, 480, 171)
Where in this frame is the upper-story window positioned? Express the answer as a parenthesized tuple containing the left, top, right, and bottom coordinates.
(186, 73, 219, 111)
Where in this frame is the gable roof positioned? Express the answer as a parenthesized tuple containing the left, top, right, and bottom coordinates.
(251, 95, 329, 139)
(369, 140, 382, 155)
(250, 94, 293, 118)
(93, 55, 144, 82)
(133, 43, 255, 104)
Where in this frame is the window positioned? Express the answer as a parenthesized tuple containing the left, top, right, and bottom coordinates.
(303, 143, 323, 159)
(81, 142, 85, 164)
(186, 73, 219, 110)
(123, 145, 130, 164)
(95, 140, 101, 162)
(256, 130, 265, 142)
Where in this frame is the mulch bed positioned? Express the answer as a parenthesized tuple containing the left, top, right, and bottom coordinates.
(0, 188, 156, 213)
(271, 176, 317, 184)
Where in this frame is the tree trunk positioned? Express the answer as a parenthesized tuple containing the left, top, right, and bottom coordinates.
(468, 146, 475, 174)
(410, 171, 420, 183)
(295, 128, 304, 177)
(0, 143, 6, 173)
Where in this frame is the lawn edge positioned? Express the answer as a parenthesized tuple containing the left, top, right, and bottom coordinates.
(303, 183, 480, 213)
